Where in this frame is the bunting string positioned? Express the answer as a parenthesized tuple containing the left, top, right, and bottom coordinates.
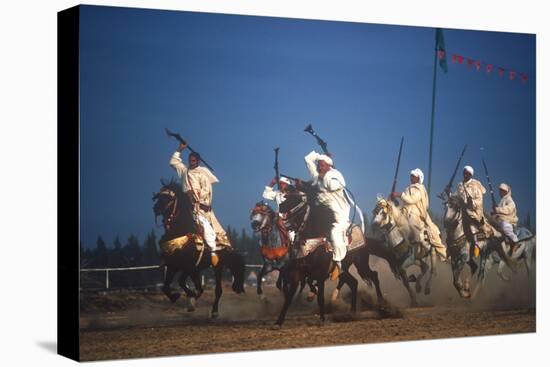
(440, 51, 529, 84)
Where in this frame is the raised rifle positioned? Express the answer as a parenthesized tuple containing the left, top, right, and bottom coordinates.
(482, 158, 498, 210)
(165, 128, 214, 172)
(437, 144, 467, 201)
(274, 147, 280, 190)
(390, 136, 404, 205)
(304, 124, 330, 156)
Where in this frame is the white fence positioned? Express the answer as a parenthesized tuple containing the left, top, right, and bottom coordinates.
(80, 264, 264, 290)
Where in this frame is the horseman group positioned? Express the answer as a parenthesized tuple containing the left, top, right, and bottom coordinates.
(153, 126, 535, 325)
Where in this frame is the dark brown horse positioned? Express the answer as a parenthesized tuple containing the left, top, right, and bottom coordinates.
(274, 191, 384, 327)
(153, 180, 245, 318)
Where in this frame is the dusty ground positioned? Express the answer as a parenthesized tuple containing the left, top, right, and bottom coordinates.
(79, 260, 536, 361)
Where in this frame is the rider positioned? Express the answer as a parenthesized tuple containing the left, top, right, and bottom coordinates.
(262, 176, 296, 247)
(392, 168, 447, 262)
(445, 165, 492, 256)
(169, 142, 231, 266)
(304, 150, 350, 281)
(491, 183, 519, 253)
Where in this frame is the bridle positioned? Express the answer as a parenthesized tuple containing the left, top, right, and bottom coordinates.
(250, 204, 276, 235)
(154, 188, 179, 231)
(373, 199, 398, 235)
(281, 194, 310, 238)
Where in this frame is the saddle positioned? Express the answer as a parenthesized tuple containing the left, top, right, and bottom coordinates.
(295, 224, 366, 259)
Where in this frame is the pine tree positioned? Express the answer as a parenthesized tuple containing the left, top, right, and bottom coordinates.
(109, 235, 124, 267)
(143, 229, 160, 265)
(94, 236, 108, 267)
(122, 234, 142, 266)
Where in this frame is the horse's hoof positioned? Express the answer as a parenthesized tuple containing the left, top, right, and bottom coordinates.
(211, 311, 219, 319)
(424, 287, 431, 296)
(271, 324, 282, 330)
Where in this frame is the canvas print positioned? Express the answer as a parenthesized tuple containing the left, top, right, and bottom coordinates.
(68, 5, 536, 361)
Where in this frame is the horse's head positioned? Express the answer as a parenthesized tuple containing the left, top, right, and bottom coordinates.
(152, 179, 187, 232)
(444, 195, 462, 229)
(250, 202, 275, 234)
(278, 192, 309, 233)
(372, 196, 394, 230)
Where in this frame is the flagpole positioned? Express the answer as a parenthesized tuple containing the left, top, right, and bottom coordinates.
(427, 29, 438, 196)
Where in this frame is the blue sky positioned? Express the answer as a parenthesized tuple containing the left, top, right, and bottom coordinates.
(79, 5, 536, 247)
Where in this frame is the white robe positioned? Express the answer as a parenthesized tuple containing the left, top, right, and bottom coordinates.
(305, 151, 350, 262)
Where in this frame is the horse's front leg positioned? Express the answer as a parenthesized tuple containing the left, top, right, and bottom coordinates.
(274, 267, 300, 328)
(211, 267, 223, 318)
(161, 265, 181, 303)
(336, 270, 358, 313)
(424, 247, 437, 295)
(399, 266, 417, 307)
(257, 263, 268, 299)
(316, 278, 326, 324)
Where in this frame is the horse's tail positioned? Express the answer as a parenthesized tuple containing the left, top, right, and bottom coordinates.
(225, 249, 246, 294)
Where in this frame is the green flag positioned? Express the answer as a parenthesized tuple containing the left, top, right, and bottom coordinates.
(436, 28, 448, 72)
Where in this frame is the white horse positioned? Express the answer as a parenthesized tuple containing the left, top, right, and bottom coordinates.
(443, 195, 513, 299)
(483, 225, 536, 281)
(372, 197, 438, 306)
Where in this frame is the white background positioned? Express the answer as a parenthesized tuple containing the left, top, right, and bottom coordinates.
(0, 0, 547, 365)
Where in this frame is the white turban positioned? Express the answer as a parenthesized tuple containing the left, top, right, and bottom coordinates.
(464, 165, 474, 175)
(410, 168, 424, 184)
(498, 183, 511, 193)
(317, 154, 333, 166)
(279, 176, 292, 185)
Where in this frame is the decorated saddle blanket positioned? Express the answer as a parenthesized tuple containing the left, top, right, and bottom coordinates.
(296, 224, 366, 259)
(160, 233, 229, 257)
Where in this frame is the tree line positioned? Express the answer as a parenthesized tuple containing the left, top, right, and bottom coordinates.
(80, 227, 263, 269)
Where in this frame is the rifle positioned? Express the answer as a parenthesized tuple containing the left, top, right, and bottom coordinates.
(437, 144, 467, 200)
(274, 147, 280, 190)
(165, 128, 214, 172)
(390, 137, 404, 205)
(482, 158, 498, 210)
(304, 124, 330, 155)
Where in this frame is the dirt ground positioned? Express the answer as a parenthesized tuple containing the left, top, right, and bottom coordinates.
(79, 260, 536, 361)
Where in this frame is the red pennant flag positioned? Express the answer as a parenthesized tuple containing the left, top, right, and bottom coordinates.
(509, 70, 516, 80)
(475, 60, 481, 71)
(452, 54, 458, 63)
(467, 58, 473, 68)
(498, 67, 505, 77)
(486, 64, 494, 73)
(520, 73, 528, 84)
(457, 55, 464, 64)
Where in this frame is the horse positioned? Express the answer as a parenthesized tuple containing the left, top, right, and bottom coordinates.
(250, 201, 322, 301)
(443, 195, 512, 299)
(249, 202, 289, 298)
(152, 179, 246, 317)
(371, 197, 439, 306)
(482, 217, 536, 282)
(273, 191, 372, 327)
